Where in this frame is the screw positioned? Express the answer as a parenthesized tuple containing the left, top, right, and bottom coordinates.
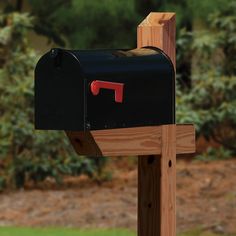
(86, 123, 91, 130)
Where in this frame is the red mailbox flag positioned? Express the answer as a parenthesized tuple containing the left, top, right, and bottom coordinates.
(90, 80, 124, 103)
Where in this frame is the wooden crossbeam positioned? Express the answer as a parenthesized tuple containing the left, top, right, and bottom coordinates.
(66, 124, 195, 157)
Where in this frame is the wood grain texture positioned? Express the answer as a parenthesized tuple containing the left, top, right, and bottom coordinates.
(66, 124, 195, 156)
(160, 125, 176, 236)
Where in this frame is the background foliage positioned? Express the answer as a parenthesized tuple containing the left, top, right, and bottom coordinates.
(0, 0, 235, 190)
(0, 10, 106, 189)
(177, 1, 236, 153)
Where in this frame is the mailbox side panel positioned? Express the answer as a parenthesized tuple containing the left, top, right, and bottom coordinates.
(77, 50, 175, 130)
(35, 50, 85, 131)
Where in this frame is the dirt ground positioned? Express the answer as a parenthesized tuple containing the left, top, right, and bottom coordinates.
(0, 158, 235, 234)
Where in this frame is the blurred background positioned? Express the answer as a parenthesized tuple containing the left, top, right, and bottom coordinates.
(0, 0, 235, 235)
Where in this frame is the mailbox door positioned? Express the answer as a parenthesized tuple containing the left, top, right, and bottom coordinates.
(35, 50, 85, 131)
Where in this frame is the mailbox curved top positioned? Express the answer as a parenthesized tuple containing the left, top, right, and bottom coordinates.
(35, 47, 175, 131)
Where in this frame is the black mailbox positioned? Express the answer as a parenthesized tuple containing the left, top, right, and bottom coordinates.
(35, 47, 175, 131)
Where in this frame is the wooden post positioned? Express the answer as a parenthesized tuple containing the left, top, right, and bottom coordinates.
(137, 13, 176, 236)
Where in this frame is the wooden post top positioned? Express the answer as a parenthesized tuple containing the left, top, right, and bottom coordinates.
(138, 12, 176, 68)
(138, 12, 175, 26)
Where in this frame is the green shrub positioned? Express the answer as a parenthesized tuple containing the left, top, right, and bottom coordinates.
(177, 72, 236, 151)
(195, 147, 233, 162)
(0, 12, 106, 189)
(177, 2, 236, 155)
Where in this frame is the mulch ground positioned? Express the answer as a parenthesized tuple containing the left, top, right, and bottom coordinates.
(0, 158, 235, 234)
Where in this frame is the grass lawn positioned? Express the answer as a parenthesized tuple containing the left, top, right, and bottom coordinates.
(0, 227, 135, 236)
(0, 227, 235, 236)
